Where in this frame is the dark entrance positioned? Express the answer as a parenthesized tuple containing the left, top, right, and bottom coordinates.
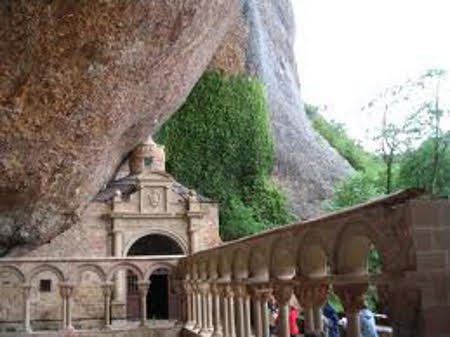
(126, 234, 183, 320)
(127, 234, 183, 256)
(148, 268, 169, 319)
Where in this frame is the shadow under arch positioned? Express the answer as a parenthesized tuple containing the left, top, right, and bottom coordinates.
(124, 229, 188, 256)
(297, 230, 330, 278)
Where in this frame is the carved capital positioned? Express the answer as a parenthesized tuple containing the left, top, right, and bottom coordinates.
(334, 283, 367, 314)
(273, 283, 293, 306)
(59, 284, 75, 299)
(294, 284, 315, 308)
(210, 283, 221, 295)
(224, 285, 234, 298)
(183, 281, 193, 295)
(101, 283, 113, 298)
(233, 284, 247, 298)
(198, 282, 210, 295)
(22, 284, 32, 300)
(138, 281, 151, 297)
(312, 283, 330, 307)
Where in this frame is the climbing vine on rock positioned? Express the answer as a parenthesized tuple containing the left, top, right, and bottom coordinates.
(155, 71, 294, 240)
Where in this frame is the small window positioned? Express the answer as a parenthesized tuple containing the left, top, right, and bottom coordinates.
(144, 157, 153, 167)
(39, 279, 52, 292)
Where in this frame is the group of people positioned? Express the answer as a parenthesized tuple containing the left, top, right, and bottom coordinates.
(268, 297, 379, 337)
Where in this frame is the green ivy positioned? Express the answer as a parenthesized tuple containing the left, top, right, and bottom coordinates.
(155, 72, 294, 240)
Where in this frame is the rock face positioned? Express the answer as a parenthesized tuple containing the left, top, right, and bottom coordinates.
(210, 0, 352, 219)
(0, 0, 238, 255)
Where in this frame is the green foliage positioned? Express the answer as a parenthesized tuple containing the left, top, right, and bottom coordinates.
(326, 171, 384, 211)
(155, 71, 294, 240)
(398, 135, 450, 196)
(306, 106, 383, 174)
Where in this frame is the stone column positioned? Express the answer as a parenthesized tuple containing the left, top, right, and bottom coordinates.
(184, 282, 194, 328)
(208, 290, 214, 332)
(234, 285, 246, 337)
(138, 281, 150, 327)
(113, 231, 126, 307)
(295, 285, 315, 333)
(222, 287, 230, 337)
(244, 293, 252, 337)
(194, 283, 203, 332)
(226, 285, 236, 337)
(59, 284, 75, 331)
(200, 283, 210, 336)
(102, 283, 113, 330)
(251, 288, 262, 337)
(259, 288, 272, 337)
(66, 285, 75, 331)
(273, 284, 293, 337)
(22, 284, 32, 332)
(335, 283, 367, 337)
(211, 284, 223, 337)
(312, 283, 329, 334)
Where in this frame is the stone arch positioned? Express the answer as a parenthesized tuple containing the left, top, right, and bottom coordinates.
(334, 222, 380, 275)
(0, 265, 25, 283)
(123, 228, 188, 256)
(271, 236, 296, 280)
(68, 264, 107, 284)
(145, 262, 175, 280)
(232, 248, 249, 280)
(106, 262, 144, 282)
(218, 251, 232, 282)
(249, 246, 269, 281)
(298, 230, 329, 277)
(29, 264, 65, 282)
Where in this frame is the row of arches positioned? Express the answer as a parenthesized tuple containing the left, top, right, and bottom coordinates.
(182, 224, 393, 282)
(0, 261, 177, 285)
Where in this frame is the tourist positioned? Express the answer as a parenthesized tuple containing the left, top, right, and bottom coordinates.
(269, 296, 279, 335)
(360, 305, 378, 337)
(288, 304, 300, 337)
(323, 302, 340, 337)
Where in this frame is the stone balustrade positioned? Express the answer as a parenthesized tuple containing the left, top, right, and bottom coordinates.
(176, 191, 450, 337)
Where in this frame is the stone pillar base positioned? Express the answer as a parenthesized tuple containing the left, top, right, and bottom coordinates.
(111, 301, 126, 320)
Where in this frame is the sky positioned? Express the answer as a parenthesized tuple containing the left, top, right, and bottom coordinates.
(292, 0, 450, 149)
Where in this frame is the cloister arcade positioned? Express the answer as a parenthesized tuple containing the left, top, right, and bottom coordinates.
(0, 256, 183, 333)
(178, 190, 450, 337)
(0, 189, 449, 337)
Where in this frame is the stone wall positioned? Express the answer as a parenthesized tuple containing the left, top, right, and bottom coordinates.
(410, 199, 450, 337)
(27, 203, 111, 258)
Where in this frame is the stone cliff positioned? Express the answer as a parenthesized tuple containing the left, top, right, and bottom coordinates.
(209, 0, 352, 219)
(0, 0, 238, 255)
(0, 0, 350, 254)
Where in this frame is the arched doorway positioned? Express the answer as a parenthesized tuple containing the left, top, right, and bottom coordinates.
(127, 234, 184, 256)
(148, 268, 170, 319)
(126, 234, 183, 320)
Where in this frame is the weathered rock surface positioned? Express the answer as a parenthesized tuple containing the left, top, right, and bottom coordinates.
(0, 0, 238, 255)
(210, 0, 353, 219)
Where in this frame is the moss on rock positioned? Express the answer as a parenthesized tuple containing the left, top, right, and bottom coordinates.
(156, 72, 294, 240)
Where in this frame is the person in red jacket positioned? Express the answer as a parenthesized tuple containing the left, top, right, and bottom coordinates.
(289, 306, 300, 337)
(276, 305, 301, 337)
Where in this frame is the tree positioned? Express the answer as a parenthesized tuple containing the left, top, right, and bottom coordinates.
(404, 69, 449, 194)
(364, 69, 449, 194)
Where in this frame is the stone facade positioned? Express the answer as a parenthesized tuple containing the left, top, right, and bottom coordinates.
(0, 139, 220, 333)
